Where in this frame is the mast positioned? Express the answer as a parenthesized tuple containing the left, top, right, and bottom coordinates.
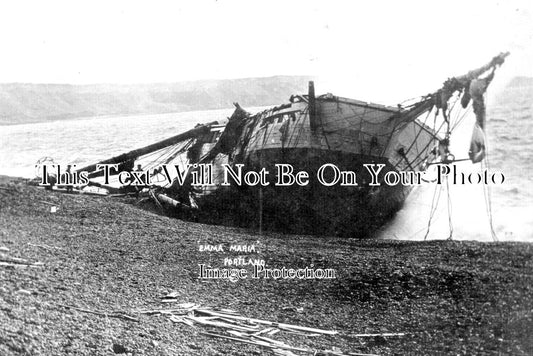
(76, 121, 217, 174)
(308, 81, 318, 131)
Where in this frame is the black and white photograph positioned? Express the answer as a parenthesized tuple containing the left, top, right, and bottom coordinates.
(0, 1, 531, 355)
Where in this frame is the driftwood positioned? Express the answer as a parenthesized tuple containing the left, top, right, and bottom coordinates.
(201, 332, 312, 353)
(138, 308, 190, 315)
(203, 331, 377, 356)
(142, 302, 385, 355)
(187, 315, 260, 332)
(348, 333, 406, 337)
(156, 193, 191, 209)
(169, 315, 195, 327)
(149, 190, 164, 210)
(79, 189, 109, 196)
(196, 308, 338, 335)
(161, 298, 178, 303)
(56, 303, 139, 322)
(272, 349, 298, 356)
(109, 193, 133, 198)
(135, 197, 151, 204)
(136, 302, 198, 315)
(252, 334, 294, 348)
(83, 181, 120, 194)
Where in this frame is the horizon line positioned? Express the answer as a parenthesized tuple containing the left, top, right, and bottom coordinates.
(0, 74, 318, 87)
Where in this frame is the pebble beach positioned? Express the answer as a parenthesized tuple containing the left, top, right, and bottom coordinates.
(0, 176, 532, 355)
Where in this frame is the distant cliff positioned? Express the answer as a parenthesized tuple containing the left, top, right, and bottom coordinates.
(0, 76, 313, 125)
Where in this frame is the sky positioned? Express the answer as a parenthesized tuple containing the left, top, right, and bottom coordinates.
(0, 0, 531, 103)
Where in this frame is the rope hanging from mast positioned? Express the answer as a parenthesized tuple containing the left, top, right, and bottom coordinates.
(418, 53, 509, 241)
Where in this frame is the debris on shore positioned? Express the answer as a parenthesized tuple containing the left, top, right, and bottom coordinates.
(0, 176, 532, 355)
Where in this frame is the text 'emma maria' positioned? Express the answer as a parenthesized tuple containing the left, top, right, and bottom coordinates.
(198, 244, 257, 253)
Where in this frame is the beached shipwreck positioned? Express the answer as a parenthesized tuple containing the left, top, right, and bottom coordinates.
(74, 53, 508, 237)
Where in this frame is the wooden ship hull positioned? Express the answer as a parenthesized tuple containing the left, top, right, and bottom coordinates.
(189, 88, 435, 237)
(73, 53, 509, 238)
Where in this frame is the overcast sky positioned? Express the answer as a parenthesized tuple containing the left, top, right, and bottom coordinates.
(0, 0, 531, 103)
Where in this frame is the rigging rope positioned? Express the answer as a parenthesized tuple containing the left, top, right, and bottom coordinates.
(424, 182, 443, 240)
(423, 81, 501, 242)
(481, 135, 499, 242)
(445, 174, 454, 240)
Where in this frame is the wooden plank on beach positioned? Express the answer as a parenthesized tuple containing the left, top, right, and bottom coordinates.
(201, 332, 312, 353)
(195, 309, 338, 335)
(55, 303, 139, 322)
(348, 332, 406, 337)
(187, 315, 260, 332)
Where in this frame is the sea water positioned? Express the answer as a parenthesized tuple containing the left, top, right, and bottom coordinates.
(379, 83, 533, 242)
(0, 108, 237, 178)
(0, 87, 531, 242)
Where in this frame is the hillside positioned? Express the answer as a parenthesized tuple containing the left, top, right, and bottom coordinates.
(0, 76, 313, 125)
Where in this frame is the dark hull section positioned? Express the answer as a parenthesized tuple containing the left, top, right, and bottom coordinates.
(194, 148, 410, 238)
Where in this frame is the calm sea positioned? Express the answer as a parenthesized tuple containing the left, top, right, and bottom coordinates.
(0, 88, 531, 242)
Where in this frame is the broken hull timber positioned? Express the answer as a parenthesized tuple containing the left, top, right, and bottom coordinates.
(194, 95, 437, 238)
